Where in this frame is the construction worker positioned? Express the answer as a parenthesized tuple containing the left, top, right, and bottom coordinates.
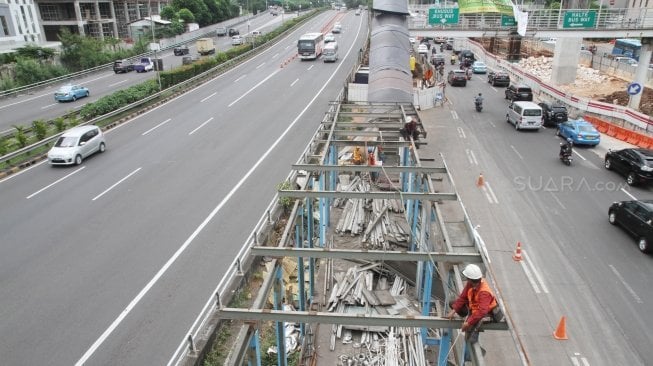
(446, 264, 502, 343)
(352, 147, 364, 165)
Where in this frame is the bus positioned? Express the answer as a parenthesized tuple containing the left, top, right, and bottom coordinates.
(297, 32, 325, 60)
(611, 38, 641, 61)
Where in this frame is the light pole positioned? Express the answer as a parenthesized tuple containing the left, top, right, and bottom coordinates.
(148, 0, 162, 90)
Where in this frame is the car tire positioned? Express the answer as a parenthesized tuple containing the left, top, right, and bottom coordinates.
(608, 211, 617, 224)
(638, 237, 650, 253)
(74, 155, 83, 165)
(605, 158, 612, 170)
(555, 129, 561, 136)
(515, 122, 519, 130)
(72, 95, 77, 101)
(99, 142, 106, 153)
(627, 172, 637, 186)
(85, 91, 89, 98)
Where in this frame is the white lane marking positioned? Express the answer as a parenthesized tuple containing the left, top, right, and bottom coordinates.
(620, 188, 637, 200)
(166, 19, 366, 366)
(571, 356, 580, 366)
(0, 160, 47, 184)
(510, 145, 523, 160)
(256, 63, 265, 69)
(92, 167, 141, 201)
(273, 52, 279, 58)
(523, 250, 549, 293)
(0, 74, 108, 110)
(465, 149, 478, 165)
(307, 64, 314, 70)
(519, 251, 542, 294)
(609, 264, 643, 303)
(26, 167, 85, 199)
(41, 103, 57, 110)
(550, 192, 566, 210)
(487, 120, 495, 127)
(481, 182, 499, 204)
(572, 354, 591, 366)
(451, 111, 459, 120)
(142, 118, 172, 136)
(234, 75, 247, 83)
(457, 127, 466, 139)
(200, 92, 217, 103)
(291, 78, 299, 87)
(573, 149, 587, 161)
(228, 69, 280, 107)
(284, 45, 290, 50)
(189, 117, 214, 135)
(109, 80, 128, 87)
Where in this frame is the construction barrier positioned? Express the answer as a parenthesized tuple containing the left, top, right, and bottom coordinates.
(585, 115, 653, 149)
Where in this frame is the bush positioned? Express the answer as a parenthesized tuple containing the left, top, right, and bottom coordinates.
(31, 119, 48, 140)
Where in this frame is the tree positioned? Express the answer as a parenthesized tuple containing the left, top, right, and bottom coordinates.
(160, 6, 177, 20)
(178, 8, 196, 23)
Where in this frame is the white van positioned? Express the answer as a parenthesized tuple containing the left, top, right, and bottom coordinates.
(323, 42, 338, 62)
(506, 101, 543, 131)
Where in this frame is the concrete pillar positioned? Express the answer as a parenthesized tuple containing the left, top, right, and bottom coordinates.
(94, 1, 104, 40)
(550, 38, 582, 85)
(109, 1, 118, 39)
(628, 38, 652, 110)
(74, 0, 85, 36)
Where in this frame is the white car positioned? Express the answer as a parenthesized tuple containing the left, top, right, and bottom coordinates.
(325, 33, 336, 43)
(614, 56, 638, 66)
(47, 125, 106, 165)
(231, 35, 243, 45)
(409, 37, 416, 45)
(332, 22, 342, 33)
(417, 44, 429, 55)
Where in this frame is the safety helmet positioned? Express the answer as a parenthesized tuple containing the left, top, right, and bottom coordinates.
(406, 116, 413, 123)
(567, 138, 573, 143)
(462, 264, 482, 280)
(478, 93, 482, 96)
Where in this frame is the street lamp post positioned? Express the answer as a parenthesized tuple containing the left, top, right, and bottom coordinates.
(148, 0, 162, 90)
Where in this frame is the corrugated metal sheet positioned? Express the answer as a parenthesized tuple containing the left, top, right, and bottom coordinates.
(368, 14, 413, 103)
(371, 0, 409, 15)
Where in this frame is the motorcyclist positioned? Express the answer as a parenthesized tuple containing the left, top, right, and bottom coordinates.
(559, 138, 573, 158)
(474, 93, 483, 108)
(451, 54, 457, 65)
(440, 43, 444, 52)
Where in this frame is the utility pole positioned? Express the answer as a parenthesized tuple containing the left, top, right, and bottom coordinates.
(148, 0, 162, 91)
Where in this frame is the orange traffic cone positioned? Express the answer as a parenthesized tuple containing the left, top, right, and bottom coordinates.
(476, 173, 485, 187)
(553, 316, 568, 340)
(512, 241, 523, 261)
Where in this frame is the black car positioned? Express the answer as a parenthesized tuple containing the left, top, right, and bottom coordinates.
(228, 28, 239, 36)
(173, 45, 189, 56)
(608, 200, 653, 253)
(538, 101, 568, 126)
(605, 148, 653, 186)
(505, 84, 533, 101)
(448, 70, 467, 86)
(430, 53, 445, 66)
(445, 42, 453, 50)
(112, 59, 133, 73)
(487, 71, 510, 87)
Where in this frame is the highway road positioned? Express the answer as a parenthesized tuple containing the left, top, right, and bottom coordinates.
(0, 9, 366, 366)
(0, 11, 299, 133)
(420, 52, 653, 365)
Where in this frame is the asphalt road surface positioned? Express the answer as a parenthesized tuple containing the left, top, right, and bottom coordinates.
(0, 10, 366, 366)
(419, 53, 653, 365)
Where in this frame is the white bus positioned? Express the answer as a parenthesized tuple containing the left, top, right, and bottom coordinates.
(297, 32, 325, 60)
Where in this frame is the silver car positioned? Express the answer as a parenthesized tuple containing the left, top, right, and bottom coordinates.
(47, 125, 106, 165)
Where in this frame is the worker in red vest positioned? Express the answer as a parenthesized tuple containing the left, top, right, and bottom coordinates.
(446, 264, 503, 343)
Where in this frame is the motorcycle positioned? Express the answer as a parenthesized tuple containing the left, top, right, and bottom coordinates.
(475, 100, 483, 112)
(450, 58, 456, 65)
(559, 144, 572, 165)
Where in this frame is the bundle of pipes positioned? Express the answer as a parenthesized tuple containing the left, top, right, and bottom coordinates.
(335, 327, 426, 366)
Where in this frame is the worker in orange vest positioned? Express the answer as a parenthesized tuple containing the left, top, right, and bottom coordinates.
(446, 264, 503, 343)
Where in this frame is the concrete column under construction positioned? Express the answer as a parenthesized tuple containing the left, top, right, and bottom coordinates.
(628, 38, 652, 111)
(550, 38, 583, 85)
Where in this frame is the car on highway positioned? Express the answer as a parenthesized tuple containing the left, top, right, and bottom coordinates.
(487, 70, 510, 86)
(539, 101, 568, 126)
(216, 27, 227, 36)
(608, 200, 653, 253)
(355, 9, 361, 15)
(409, 37, 416, 44)
(228, 28, 239, 36)
(417, 44, 429, 55)
(173, 44, 190, 56)
(47, 125, 106, 165)
(471, 61, 487, 74)
(448, 70, 467, 86)
(231, 35, 244, 45)
(605, 148, 653, 186)
(556, 119, 600, 146)
(112, 59, 133, 73)
(54, 84, 89, 102)
(614, 56, 638, 66)
(430, 53, 445, 66)
(325, 33, 336, 43)
(505, 84, 533, 102)
(332, 22, 342, 33)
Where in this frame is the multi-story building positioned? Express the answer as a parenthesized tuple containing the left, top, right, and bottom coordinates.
(0, 0, 42, 48)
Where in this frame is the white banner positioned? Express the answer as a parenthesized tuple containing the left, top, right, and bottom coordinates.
(512, 5, 529, 37)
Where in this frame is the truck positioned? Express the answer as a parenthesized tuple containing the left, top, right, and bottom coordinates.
(196, 38, 216, 55)
(133, 57, 154, 73)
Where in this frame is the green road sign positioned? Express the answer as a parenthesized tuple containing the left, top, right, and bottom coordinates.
(501, 15, 516, 27)
(429, 8, 459, 25)
(563, 10, 596, 28)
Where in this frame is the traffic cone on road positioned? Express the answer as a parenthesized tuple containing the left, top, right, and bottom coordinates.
(553, 316, 568, 340)
(512, 242, 523, 261)
(476, 173, 485, 187)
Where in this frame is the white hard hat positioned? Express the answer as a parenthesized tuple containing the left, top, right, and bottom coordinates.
(462, 264, 482, 280)
(406, 116, 412, 123)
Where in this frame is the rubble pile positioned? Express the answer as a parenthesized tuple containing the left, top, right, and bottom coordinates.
(516, 56, 609, 88)
(334, 175, 411, 249)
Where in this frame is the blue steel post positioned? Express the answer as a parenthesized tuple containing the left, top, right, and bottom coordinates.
(420, 260, 433, 340)
(319, 174, 326, 247)
(248, 329, 262, 366)
(273, 266, 287, 366)
(328, 145, 337, 226)
(295, 216, 306, 336)
(306, 195, 315, 301)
